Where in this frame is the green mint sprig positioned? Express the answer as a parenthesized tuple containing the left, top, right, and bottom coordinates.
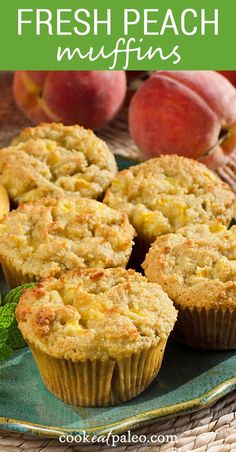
(0, 283, 36, 361)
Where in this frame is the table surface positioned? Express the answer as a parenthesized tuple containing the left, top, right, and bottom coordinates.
(0, 72, 235, 451)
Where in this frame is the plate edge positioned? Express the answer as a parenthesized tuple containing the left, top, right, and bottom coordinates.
(0, 377, 236, 439)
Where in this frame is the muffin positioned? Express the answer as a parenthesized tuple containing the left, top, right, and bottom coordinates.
(143, 223, 236, 350)
(0, 184, 9, 220)
(0, 197, 135, 288)
(16, 267, 177, 406)
(0, 122, 117, 203)
(104, 155, 236, 247)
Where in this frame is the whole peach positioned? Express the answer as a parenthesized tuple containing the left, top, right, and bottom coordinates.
(13, 71, 127, 129)
(129, 71, 236, 169)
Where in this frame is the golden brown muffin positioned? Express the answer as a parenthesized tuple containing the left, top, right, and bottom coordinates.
(0, 197, 135, 288)
(0, 123, 117, 203)
(0, 184, 9, 220)
(143, 224, 236, 349)
(16, 267, 177, 406)
(104, 155, 236, 245)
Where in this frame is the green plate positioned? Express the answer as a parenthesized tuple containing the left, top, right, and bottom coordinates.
(0, 341, 236, 438)
(0, 155, 235, 438)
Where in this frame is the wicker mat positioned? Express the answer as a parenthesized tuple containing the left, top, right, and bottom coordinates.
(0, 391, 235, 451)
(0, 72, 236, 451)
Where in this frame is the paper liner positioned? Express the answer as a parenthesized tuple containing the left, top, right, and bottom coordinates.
(1, 260, 36, 288)
(173, 304, 236, 350)
(30, 340, 166, 407)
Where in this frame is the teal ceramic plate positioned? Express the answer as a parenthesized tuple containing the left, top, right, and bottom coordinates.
(1, 343, 236, 438)
(0, 155, 235, 438)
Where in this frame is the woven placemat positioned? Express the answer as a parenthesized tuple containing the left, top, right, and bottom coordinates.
(0, 391, 235, 451)
(0, 72, 235, 451)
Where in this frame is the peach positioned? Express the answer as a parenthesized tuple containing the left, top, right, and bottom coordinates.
(217, 71, 236, 88)
(129, 70, 236, 169)
(13, 71, 127, 129)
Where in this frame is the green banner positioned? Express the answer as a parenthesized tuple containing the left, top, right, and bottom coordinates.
(0, 0, 235, 70)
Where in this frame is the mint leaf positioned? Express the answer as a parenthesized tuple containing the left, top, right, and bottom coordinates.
(0, 328, 12, 361)
(4, 283, 36, 305)
(8, 325, 26, 350)
(0, 343, 13, 361)
(0, 303, 17, 329)
(0, 283, 36, 361)
(0, 328, 9, 344)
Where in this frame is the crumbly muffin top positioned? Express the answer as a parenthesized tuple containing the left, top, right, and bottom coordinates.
(0, 197, 135, 279)
(143, 224, 236, 309)
(16, 267, 177, 361)
(104, 155, 236, 243)
(0, 123, 117, 203)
